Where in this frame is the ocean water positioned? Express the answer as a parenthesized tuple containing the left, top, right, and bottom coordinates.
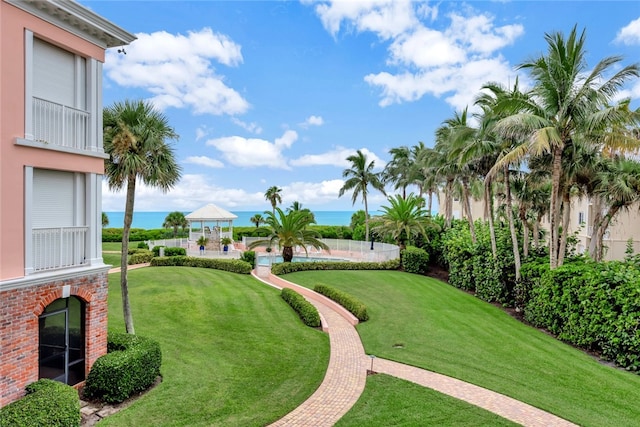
(104, 211, 359, 229)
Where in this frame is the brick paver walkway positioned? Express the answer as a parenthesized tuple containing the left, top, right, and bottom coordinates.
(257, 272, 578, 427)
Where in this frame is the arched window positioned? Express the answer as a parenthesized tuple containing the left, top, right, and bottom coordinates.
(38, 296, 85, 385)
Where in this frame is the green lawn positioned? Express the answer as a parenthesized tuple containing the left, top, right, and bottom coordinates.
(337, 374, 517, 426)
(101, 267, 329, 426)
(102, 253, 122, 269)
(102, 242, 123, 252)
(286, 270, 640, 426)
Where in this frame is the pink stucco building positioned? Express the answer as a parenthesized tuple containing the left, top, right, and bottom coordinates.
(0, 0, 134, 407)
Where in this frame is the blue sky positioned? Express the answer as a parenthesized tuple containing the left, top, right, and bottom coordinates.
(83, 1, 640, 213)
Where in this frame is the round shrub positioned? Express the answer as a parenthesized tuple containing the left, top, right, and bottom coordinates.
(84, 333, 162, 404)
(401, 246, 429, 274)
(164, 247, 186, 256)
(0, 379, 80, 427)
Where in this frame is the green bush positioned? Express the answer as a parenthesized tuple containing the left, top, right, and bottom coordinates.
(164, 247, 186, 256)
(241, 250, 256, 266)
(84, 332, 161, 404)
(524, 259, 640, 372)
(150, 256, 252, 274)
(271, 259, 400, 275)
(0, 379, 80, 427)
(281, 288, 321, 327)
(401, 246, 429, 274)
(128, 250, 154, 265)
(314, 284, 368, 321)
(137, 241, 149, 249)
(152, 245, 165, 257)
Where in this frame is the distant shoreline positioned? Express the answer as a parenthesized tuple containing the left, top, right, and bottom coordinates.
(103, 210, 361, 229)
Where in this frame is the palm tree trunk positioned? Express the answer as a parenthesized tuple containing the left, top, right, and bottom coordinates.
(364, 194, 370, 242)
(121, 174, 136, 335)
(282, 246, 294, 262)
(504, 166, 521, 281)
(533, 213, 541, 249)
(445, 179, 454, 228)
(427, 192, 433, 216)
(485, 180, 497, 259)
(588, 196, 603, 258)
(519, 205, 529, 259)
(549, 146, 563, 269)
(461, 177, 476, 244)
(594, 205, 620, 262)
(557, 191, 571, 267)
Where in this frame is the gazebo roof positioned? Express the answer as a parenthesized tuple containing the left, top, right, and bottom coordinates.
(185, 204, 238, 221)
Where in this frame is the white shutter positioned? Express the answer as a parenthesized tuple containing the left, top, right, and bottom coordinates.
(33, 38, 75, 106)
(33, 169, 74, 227)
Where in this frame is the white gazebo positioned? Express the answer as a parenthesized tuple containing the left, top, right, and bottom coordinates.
(186, 204, 238, 246)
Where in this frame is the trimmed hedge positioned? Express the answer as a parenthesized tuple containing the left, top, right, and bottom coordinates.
(524, 259, 640, 372)
(128, 250, 154, 265)
(240, 250, 256, 266)
(271, 259, 400, 275)
(0, 379, 80, 427)
(150, 256, 252, 274)
(314, 284, 369, 321)
(401, 246, 429, 274)
(281, 288, 321, 327)
(84, 332, 162, 404)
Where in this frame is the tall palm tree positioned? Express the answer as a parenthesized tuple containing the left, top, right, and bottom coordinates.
(339, 149, 386, 242)
(163, 211, 187, 237)
(494, 25, 639, 269)
(250, 213, 265, 229)
(287, 200, 315, 223)
(104, 99, 181, 334)
(373, 194, 437, 249)
(265, 186, 282, 214)
(248, 208, 328, 262)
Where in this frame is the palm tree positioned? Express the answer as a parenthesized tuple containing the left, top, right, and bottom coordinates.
(287, 200, 315, 223)
(104, 99, 181, 334)
(339, 149, 386, 242)
(248, 208, 329, 262)
(494, 25, 639, 269)
(163, 211, 187, 237)
(373, 194, 437, 249)
(250, 213, 265, 229)
(265, 186, 283, 214)
(102, 212, 109, 228)
(589, 157, 640, 261)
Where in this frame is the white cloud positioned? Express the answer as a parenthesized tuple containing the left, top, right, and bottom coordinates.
(313, 0, 418, 39)
(206, 130, 298, 169)
(195, 127, 208, 141)
(308, 3, 524, 111)
(615, 17, 640, 45)
(291, 146, 386, 169)
(231, 117, 263, 134)
(300, 115, 325, 128)
(102, 175, 265, 212)
(105, 28, 249, 115)
(184, 156, 224, 168)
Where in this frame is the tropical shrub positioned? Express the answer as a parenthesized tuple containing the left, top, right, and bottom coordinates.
(128, 250, 154, 265)
(151, 256, 252, 274)
(271, 259, 400, 275)
(524, 259, 640, 371)
(240, 250, 256, 266)
(401, 246, 429, 274)
(0, 379, 80, 427)
(84, 333, 161, 404)
(314, 284, 368, 321)
(280, 288, 321, 327)
(152, 245, 165, 257)
(164, 247, 186, 256)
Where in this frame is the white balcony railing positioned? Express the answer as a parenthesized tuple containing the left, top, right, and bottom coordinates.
(33, 97, 89, 151)
(32, 226, 88, 272)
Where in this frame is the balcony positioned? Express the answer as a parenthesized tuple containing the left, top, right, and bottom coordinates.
(32, 226, 88, 272)
(33, 97, 89, 151)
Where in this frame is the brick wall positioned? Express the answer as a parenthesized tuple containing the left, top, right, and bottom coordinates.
(0, 271, 108, 407)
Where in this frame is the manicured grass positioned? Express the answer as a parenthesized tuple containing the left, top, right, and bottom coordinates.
(101, 267, 329, 426)
(102, 242, 123, 252)
(287, 270, 640, 426)
(102, 253, 122, 269)
(337, 374, 517, 426)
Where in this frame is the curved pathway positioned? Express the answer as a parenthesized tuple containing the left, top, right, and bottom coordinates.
(254, 271, 578, 427)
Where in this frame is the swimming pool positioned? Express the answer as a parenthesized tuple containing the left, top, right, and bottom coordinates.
(256, 255, 348, 266)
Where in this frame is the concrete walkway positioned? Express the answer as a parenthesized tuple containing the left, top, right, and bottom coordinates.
(255, 272, 578, 427)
